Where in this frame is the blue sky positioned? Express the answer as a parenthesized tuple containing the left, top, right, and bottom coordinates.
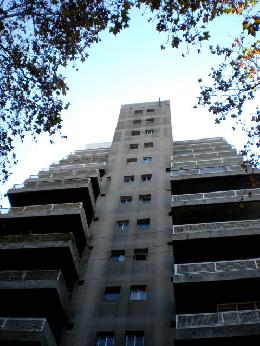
(1, 7, 257, 206)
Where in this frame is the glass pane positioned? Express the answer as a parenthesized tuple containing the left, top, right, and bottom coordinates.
(126, 336, 135, 346)
(135, 336, 144, 346)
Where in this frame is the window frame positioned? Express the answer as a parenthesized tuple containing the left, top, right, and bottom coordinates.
(141, 174, 152, 182)
(147, 108, 155, 113)
(145, 129, 154, 135)
(144, 142, 153, 148)
(134, 248, 148, 261)
(124, 175, 135, 183)
(129, 143, 138, 150)
(96, 332, 115, 346)
(134, 110, 143, 114)
(145, 117, 154, 124)
(104, 287, 121, 302)
(129, 285, 147, 301)
(111, 250, 125, 262)
(120, 196, 132, 205)
(139, 194, 151, 204)
(127, 158, 137, 164)
(142, 156, 153, 164)
(125, 332, 144, 346)
(137, 218, 150, 230)
(116, 220, 129, 231)
(133, 119, 141, 125)
(131, 130, 140, 136)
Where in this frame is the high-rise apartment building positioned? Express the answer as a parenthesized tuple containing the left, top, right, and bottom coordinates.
(0, 100, 259, 345)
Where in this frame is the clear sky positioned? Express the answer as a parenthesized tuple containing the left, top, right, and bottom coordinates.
(1, 7, 258, 206)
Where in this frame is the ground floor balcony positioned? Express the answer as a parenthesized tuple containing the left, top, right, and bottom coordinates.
(0, 233, 80, 284)
(0, 203, 88, 255)
(173, 257, 260, 283)
(175, 309, 260, 341)
(7, 178, 95, 225)
(173, 219, 260, 241)
(0, 317, 56, 345)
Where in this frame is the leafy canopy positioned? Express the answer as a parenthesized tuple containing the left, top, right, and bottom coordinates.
(0, 0, 259, 182)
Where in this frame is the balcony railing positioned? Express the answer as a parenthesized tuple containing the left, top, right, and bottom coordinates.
(30, 168, 99, 179)
(174, 257, 260, 276)
(0, 202, 83, 216)
(11, 178, 91, 190)
(173, 219, 260, 235)
(171, 156, 242, 170)
(0, 317, 56, 345)
(172, 188, 260, 205)
(171, 150, 238, 162)
(170, 165, 245, 178)
(176, 309, 260, 329)
(0, 270, 63, 281)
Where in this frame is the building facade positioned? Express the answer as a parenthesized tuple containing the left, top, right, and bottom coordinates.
(0, 100, 260, 345)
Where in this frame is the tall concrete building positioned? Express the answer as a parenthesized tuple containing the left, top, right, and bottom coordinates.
(0, 100, 260, 345)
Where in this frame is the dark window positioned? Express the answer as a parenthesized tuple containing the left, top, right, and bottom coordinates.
(111, 250, 125, 262)
(144, 142, 153, 148)
(127, 158, 137, 164)
(147, 108, 154, 113)
(133, 119, 141, 125)
(116, 220, 129, 231)
(124, 175, 134, 183)
(129, 144, 138, 149)
(132, 130, 140, 136)
(137, 218, 150, 230)
(120, 196, 132, 204)
(125, 332, 144, 346)
(134, 110, 143, 114)
(139, 194, 151, 204)
(104, 287, 121, 302)
(145, 129, 154, 135)
(141, 174, 152, 182)
(145, 118, 154, 123)
(143, 156, 152, 164)
(130, 286, 147, 301)
(134, 248, 148, 261)
(96, 332, 115, 346)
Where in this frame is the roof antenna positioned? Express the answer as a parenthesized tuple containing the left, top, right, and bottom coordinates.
(159, 98, 161, 107)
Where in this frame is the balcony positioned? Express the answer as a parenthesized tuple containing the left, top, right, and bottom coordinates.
(173, 257, 260, 283)
(0, 233, 80, 283)
(0, 317, 56, 346)
(175, 309, 260, 340)
(39, 162, 107, 177)
(171, 188, 260, 224)
(172, 188, 260, 207)
(0, 203, 88, 254)
(8, 178, 95, 225)
(172, 219, 260, 241)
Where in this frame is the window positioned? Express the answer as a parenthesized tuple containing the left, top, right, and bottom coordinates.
(144, 142, 153, 148)
(145, 129, 154, 135)
(117, 220, 129, 231)
(141, 174, 152, 182)
(132, 130, 140, 136)
(130, 286, 147, 301)
(134, 110, 143, 114)
(143, 156, 152, 164)
(133, 119, 141, 125)
(139, 194, 151, 204)
(129, 144, 138, 150)
(147, 108, 154, 113)
(134, 248, 148, 261)
(104, 287, 121, 302)
(111, 250, 125, 262)
(124, 175, 134, 183)
(125, 332, 144, 346)
(137, 218, 150, 230)
(120, 196, 132, 205)
(145, 118, 154, 123)
(127, 158, 137, 164)
(96, 332, 115, 346)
